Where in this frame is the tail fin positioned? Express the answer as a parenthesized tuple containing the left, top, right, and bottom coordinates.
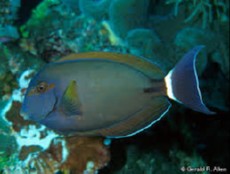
(164, 46, 215, 115)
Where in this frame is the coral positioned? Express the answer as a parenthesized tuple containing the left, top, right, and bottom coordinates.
(174, 27, 216, 50)
(19, 38, 37, 55)
(5, 102, 37, 132)
(165, 0, 183, 16)
(31, 0, 61, 21)
(112, 146, 175, 174)
(19, 0, 128, 61)
(0, 72, 18, 100)
(60, 136, 110, 173)
(61, 0, 80, 13)
(0, 44, 43, 83)
(20, 5, 72, 61)
(0, 124, 17, 170)
(101, 20, 124, 46)
(0, 46, 18, 101)
(79, 0, 111, 20)
(0, 45, 9, 77)
(211, 39, 229, 80)
(63, 16, 127, 53)
(0, 0, 20, 26)
(0, 0, 20, 43)
(166, 0, 229, 28)
(19, 0, 62, 39)
(35, 31, 72, 62)
(174, 27, 216, 74)
(112, 145, 207, 174)
(126, 28, 161, 58)
(19, 0, 124, 60)
(169, 149, 208, 173)
(7, 136, 110, 173)
(109, 0, 150, 38)
(0, 25, 19, 43)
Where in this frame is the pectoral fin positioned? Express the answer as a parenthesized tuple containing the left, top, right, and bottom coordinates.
(60, 80, 82, 116)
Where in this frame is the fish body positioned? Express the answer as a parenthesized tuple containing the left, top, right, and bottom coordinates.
(21, 46, 214, 137)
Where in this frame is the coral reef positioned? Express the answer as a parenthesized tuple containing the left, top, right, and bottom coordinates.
(61, 0, 80, 14)
(0, 0, 20, 43)
(0, 25, 19, 43)
(0, 45, 19, 103)
(174, 27, 215, 74)
(166, 0, 229, 28)
(79, 0, 111, 20)
(0, 0, 20, 23)
(0, 117, 17, 170)
(18, 0, 128, 62)
(109, 0, 150, 38)
(109, 145, 207, 174)
(126, 28, 161, 59)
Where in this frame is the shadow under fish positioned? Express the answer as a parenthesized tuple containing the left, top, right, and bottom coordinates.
(20, 46, 215, 138)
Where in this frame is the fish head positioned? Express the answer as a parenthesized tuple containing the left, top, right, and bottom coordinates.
(20, 74, 57, 122)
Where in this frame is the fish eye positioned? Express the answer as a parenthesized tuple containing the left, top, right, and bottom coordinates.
(36, 82, 48, 93)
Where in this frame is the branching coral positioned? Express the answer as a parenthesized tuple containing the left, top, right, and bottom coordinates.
(166, 0, 229, 28)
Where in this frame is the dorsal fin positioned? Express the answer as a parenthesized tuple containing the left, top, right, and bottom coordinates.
(56, 52, 164, 79)
(60, 80, 82, 116)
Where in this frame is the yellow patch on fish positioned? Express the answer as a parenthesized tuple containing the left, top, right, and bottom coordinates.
(59, 80, 82, 116)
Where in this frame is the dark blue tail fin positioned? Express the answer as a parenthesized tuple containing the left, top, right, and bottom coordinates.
(164, 46, 215, 115)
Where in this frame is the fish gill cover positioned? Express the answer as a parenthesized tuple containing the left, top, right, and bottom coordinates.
(0, 0, 229, 174)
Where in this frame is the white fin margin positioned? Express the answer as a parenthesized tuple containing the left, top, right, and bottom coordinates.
(108, 103, 171, 139)
(164, 70, 181, 103)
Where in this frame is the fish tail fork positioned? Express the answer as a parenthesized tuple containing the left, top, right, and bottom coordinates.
(164, 46, 215, 115)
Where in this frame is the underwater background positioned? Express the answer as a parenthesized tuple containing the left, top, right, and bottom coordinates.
(0, 0, 229, 173)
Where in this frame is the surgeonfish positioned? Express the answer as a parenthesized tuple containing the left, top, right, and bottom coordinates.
(20, 46, 214, 138)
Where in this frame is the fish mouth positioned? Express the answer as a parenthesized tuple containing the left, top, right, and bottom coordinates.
(42, 95, 58, 120)
(20, 107, 40, 121)
(19, 110, 44, 122)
